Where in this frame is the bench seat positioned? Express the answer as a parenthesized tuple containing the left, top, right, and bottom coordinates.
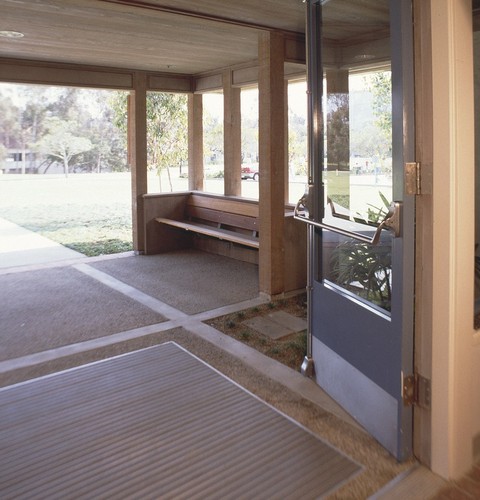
(155, 193, 259, 249)
(155, 217, 259, 248)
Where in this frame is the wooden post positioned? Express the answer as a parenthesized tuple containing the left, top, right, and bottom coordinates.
(258, 31, 286, 296)
(188, 93, 204, 191)
(128, 71, 148, 253)
(284, 79, 289, 202)
(223, 70, 242, 196)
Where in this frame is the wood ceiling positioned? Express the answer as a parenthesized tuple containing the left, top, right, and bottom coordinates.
(0, 0, 390, 76)
(0, 0, 305, 75)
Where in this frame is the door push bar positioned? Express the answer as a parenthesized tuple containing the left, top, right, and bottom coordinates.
(294, 185, 401, 246)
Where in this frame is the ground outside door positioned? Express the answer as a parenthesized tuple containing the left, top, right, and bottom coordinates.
(296, 0, 415, 460)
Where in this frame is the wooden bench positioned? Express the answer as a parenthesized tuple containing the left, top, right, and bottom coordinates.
(155, 193, 259, 249)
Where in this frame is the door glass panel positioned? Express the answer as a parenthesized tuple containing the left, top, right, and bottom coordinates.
(320, 0, 393, 312)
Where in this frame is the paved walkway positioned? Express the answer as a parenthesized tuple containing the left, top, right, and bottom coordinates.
(0, 218, 84, 269)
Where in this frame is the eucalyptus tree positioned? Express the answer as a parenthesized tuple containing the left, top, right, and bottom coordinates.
(110, 91, 188, 191)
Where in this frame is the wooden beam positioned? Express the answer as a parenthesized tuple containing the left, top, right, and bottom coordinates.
(0, 58, 194, 92)
(0, 58, 133, 89)
(128, 72, 148, 252)
(148, 74, 193, 92)
(284, 35, 306, 64)
(188, 94, 204, 191)
(258, 31, 286, 296)
(223, 70, 242, 196)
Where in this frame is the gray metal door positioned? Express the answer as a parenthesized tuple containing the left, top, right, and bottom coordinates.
(296, 0, 415, 460)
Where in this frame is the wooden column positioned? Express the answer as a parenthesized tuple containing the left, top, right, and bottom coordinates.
(188, 93, 204, 191)
(258, 31, 286, 296)
(223, 70, 242, 196)
(128, 71, 148, 253)
(284, 79, 289, 202)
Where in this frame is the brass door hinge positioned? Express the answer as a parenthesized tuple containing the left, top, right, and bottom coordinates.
(402, 372, 431, 409)
(405, 162, 422, 195)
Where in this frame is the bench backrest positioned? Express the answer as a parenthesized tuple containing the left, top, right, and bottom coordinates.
(186, 194, 258, 232)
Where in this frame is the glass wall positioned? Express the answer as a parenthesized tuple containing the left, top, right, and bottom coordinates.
(146, 92, 188, 194)
(203, 92, 224, 194)
(241, 87, 259, 199)
(288, 81, 308, 204)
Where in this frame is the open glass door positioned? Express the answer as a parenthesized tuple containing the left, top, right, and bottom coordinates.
(296, 0, 415, 460)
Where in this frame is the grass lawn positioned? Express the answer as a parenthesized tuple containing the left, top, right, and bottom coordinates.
(0, 173, 133, 256)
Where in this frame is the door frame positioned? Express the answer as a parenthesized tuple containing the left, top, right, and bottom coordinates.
(412, 0, 477, 478)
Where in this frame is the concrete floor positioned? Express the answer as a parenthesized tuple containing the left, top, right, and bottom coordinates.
(0, 219, 451, 498)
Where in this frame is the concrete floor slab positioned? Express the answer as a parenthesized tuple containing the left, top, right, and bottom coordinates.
(242, 311, 307, 339)
(90, 250, 259, 314)
(267, 310, 307, 332)
(0, 218, 83, 269)
(242, 315, 294, 339)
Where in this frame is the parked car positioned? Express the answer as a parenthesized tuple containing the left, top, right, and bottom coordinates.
(241, 165, 259, 181)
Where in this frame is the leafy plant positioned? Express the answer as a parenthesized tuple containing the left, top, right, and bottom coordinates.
(355, 191, 390, 226)
(331, 241, 392, 311)
(330, 192, 393, 311)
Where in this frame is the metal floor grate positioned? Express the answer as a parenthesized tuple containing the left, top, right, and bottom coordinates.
(0, 343, 361, 499)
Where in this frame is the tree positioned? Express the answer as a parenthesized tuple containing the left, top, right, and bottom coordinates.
(0, 143, 6, 166)
(0, 95, 20, 150)
(80, 90, 128, 173)
(365, 71, 392, 169)
(147, 92, 188, 191)
(35, 118, 93, 177)
(203, 111, 223, 164)
(326, 93, 350, 170)
(110, 91, 188, 190)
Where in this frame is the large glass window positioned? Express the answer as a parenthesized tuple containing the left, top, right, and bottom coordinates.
(203, 92, 224, 194)
(0, 83, 131, 256)
(241, 87, 259, 199)
(288, 80, 308, 205)
(146, 92, 188, 194)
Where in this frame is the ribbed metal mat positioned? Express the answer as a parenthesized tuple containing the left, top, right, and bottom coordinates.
(0, 342, 361, 499)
